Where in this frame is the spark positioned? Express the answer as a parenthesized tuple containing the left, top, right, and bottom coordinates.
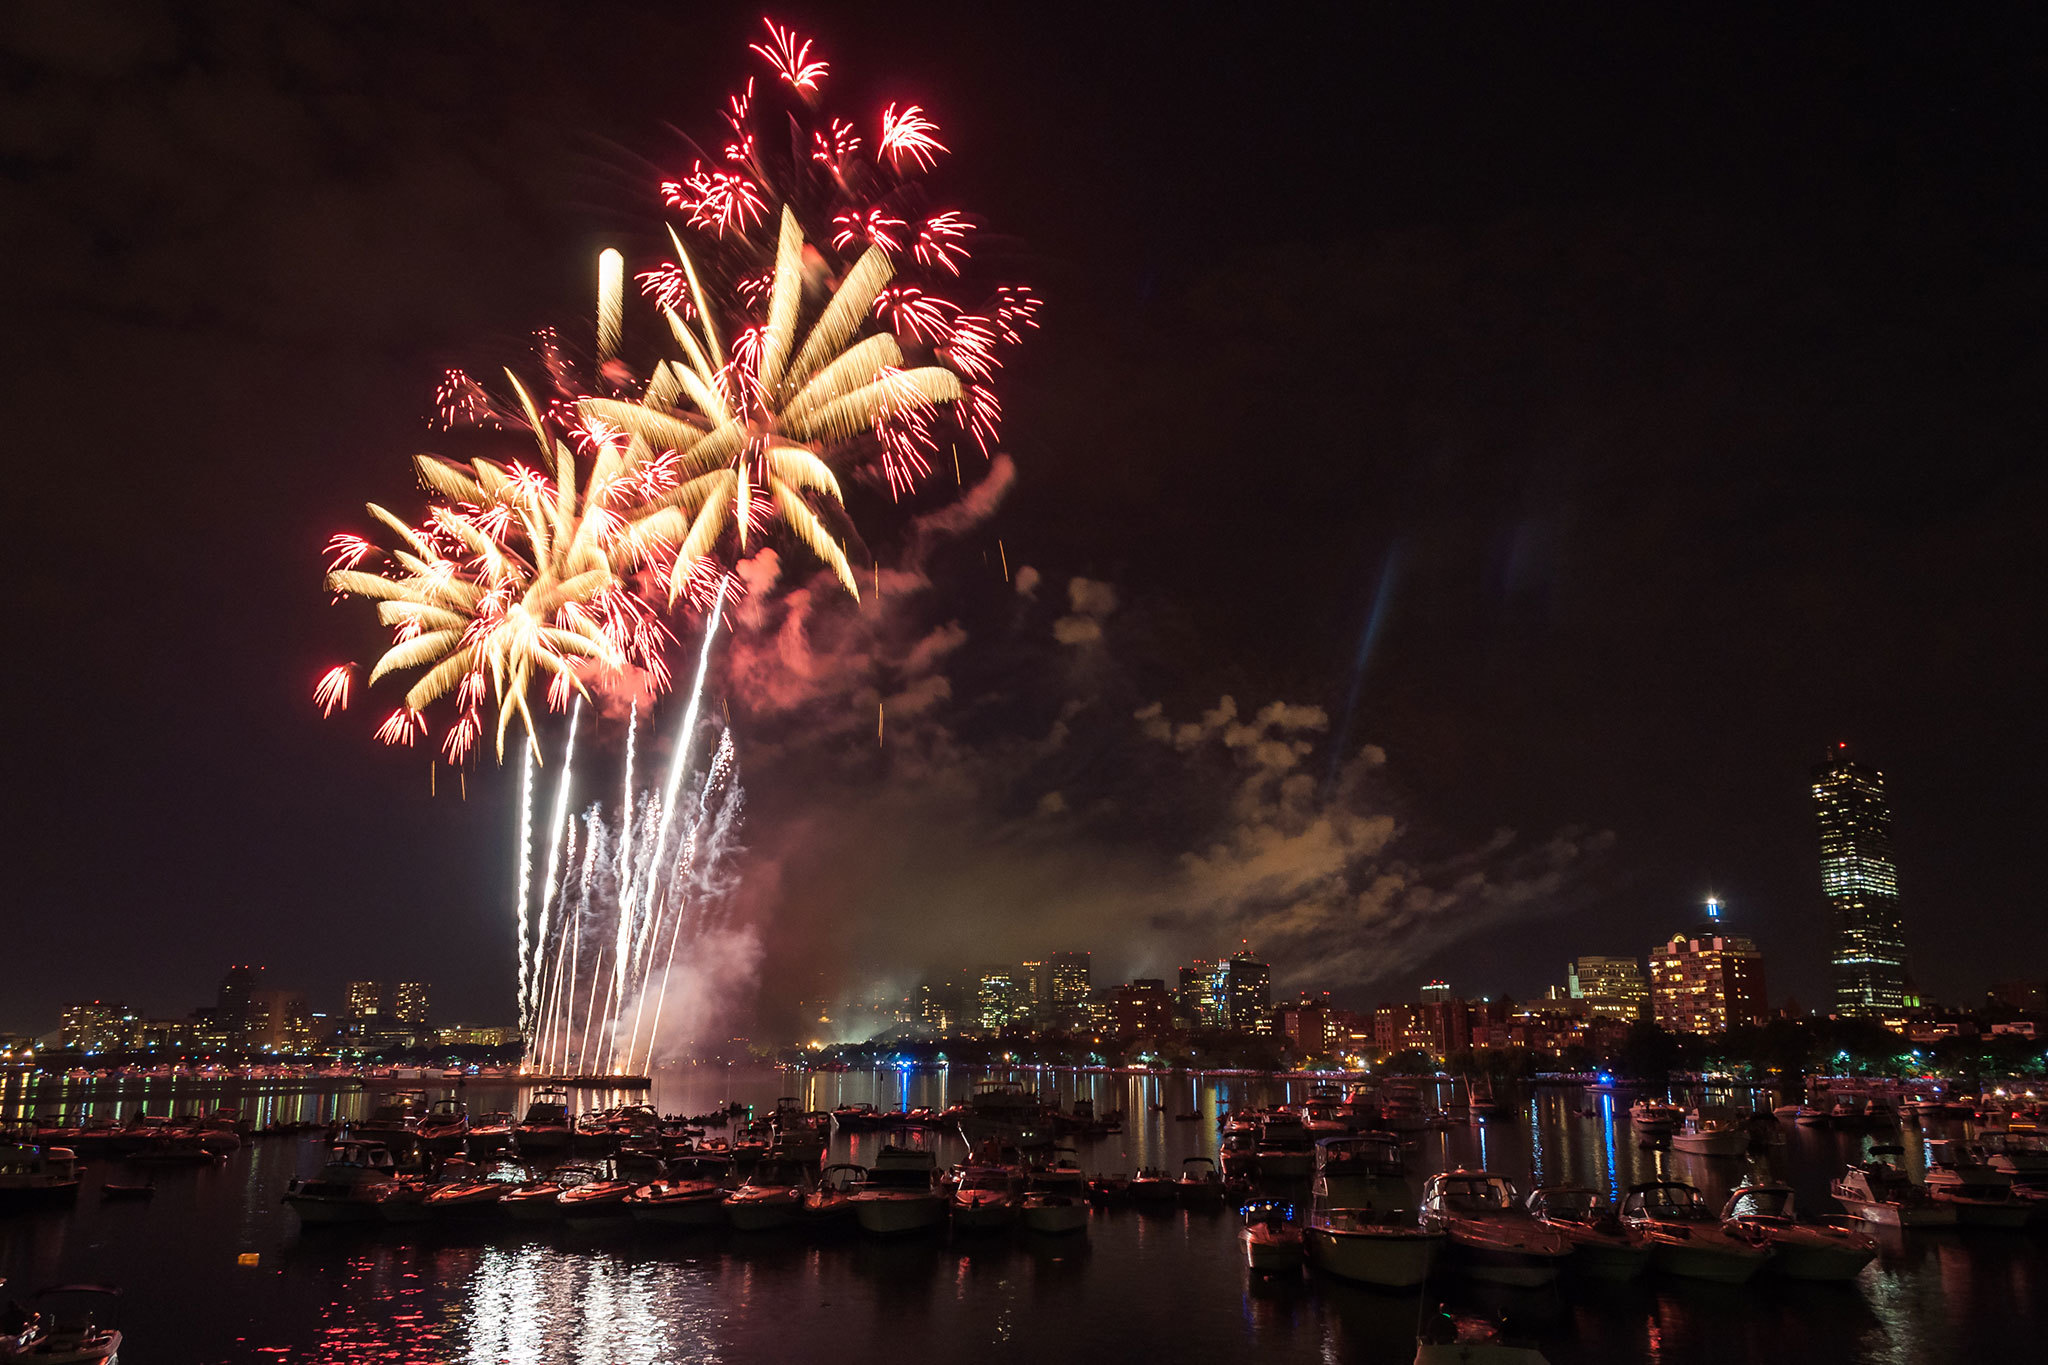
(374, 708, 426, 746)
(597, 249, 624, 363)
(874, 286, 957, 343)
(811, 118, 861, 170)
(635, 261, 694, 315)
(324, 534, 374, 572)
(661, 162, 770, 237)
(313, 665, 354, 718)
(912, 211, 973, 275)
(880, 104, 946, 172)
(750, 18, 828, 93)
(514, 746, 535, 1041)
(832, 207, 908, 253)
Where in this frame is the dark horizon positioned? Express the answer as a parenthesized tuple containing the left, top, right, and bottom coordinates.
(6, 2, 2045, 1035)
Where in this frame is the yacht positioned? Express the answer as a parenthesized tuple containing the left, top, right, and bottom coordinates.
(629, 1153, 734, 1228)
(1628, 1100, 1682, 1136)
(1922, 1141, 2033, 1228)
(557, 1167, 639, 1224)
(354, 1091, 428, 1155)
(1620, 1182, 1771, 1282)
(1830, 1160, 1957, 1228)
(949, 1166, 1021, 1232)
(955, 1082, 1055, 1149)
(1305, 1206, 1445, 1287)
(1177, 1156, 1226, 1207)
(1313, 1133, 1411, 1212)
(1256, 1113, 1317, 1178)
(415, 1099, 469, 1155)
(513, 1089, 575, 1155)
(0, 1285, 123, 1365)
(1241, 1200, 1305, 1274)
(281, 1141, 398, 1224)
(850, 1146, 946, 1235)
(423, 1174, 508, 1219)
(1670, 1106, 1751, 1157)
(1720, 1185, 1877, 1281)
(0, 1134, 82, 1212)
(1020, 1187, 1089, 1234)
(1525, 1187, 1649, 1280)
(1981, 1132, 2048, 1179)
(727, 1157, 816, 1232)
(1420, 1172, 1573, 1286)
(802, 1164, 864, 1230)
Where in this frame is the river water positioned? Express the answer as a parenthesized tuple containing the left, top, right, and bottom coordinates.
(2, 1068, 2041, 1364)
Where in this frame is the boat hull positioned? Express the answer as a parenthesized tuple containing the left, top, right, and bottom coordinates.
(1671, 1130, 1751, 1157)
(728, 1193, 803, 1232)
(1646, 1237, 1769, 1283)
(853, 1192, 947, 1236)
(1244, 1229, 1304, 1273)
(1766, 1238, 1875, 1282)
(1307, 1225, 1444, 1288)
(631, 1196, 727, 1228)
(1021, 1200, 1088, 1235)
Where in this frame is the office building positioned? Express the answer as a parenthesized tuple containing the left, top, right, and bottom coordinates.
(1649, 900, 1767, 1033)
(1226, 948, 1272, 1033)
(394, 981, 430, 1027)
(1110, 979, 1175, 1037)
(60, 1001, 135, 1052)
(1178, 959, 1226, 1027)
(1813, 745, 1910, 1016)
(976, 967, 1022, 1031)
(1568, 956, 1649, 1020)
(1047, 952, 1091, 1006)
(346, 981, 384, 1018)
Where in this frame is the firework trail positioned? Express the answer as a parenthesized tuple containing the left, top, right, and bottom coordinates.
(513, 747, 535, 1037)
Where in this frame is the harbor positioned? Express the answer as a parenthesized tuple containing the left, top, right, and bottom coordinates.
(5, 1067, 2048, 1363)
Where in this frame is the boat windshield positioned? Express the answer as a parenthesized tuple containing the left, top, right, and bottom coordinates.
(1433, 1176, 1513, 1211)
(1536, 1189, 1601, 1221)
(958, 1173, 1010, 1194)
(1724, 1187, 1792, 1221)
(1634, 1186, 1710, 1220)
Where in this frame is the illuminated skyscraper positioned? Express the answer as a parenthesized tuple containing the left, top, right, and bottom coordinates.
(394, 981, 430, 1026)
(1812, 745, 1909, 1017)
(346, 981, 384, 1018)
(1047, 952, 1091, 1006)
(1226, 948, 1271, 1033)
(1648, 900, 1767, 1033)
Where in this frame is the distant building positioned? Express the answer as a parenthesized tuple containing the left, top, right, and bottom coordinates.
(1047, 952, 1091, 1007)
(1649, 901, 1767, 1033)
(245, 990, 313, 1051)
(1813, 745, 1911, 1016)
(1987, 980, 2045, 1013)
(1568, 956, 1649, 1020)
(393, 982, 430, 1027)
(1373, 999, 1469, 1058)
(346, 981, 384, 1018)
(1277, 998, 1336, 1055)
(436, 1023, 520, 1048)
(976, 967, 1022, 1031)
(1226, 948, 1272, 1033)
(1178, 959, 1226, 1027)
(1420, 980, 1453, 1006)
(1110, 979, 1176, 1037)
(59, 1001, 135, 1052)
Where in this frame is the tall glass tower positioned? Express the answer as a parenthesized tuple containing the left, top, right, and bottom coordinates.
(1811, 744, 1909, 1016)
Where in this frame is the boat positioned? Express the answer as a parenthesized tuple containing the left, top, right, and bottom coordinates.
(955, 1082, 1055, 1149)
(629, 1154, 734, 1229)
(1794, 1104, 1832, 1127)
(1129, 1167, 1178, 1205)
(1922, 1141, 2033, 1228)
(0, 1136, 81, 1213)
(949, 1166, 1021, 1232)
(831, 1103, 882, 1134)
(422, 1176, 506, 1219)
(1305, 1206, 1445, 1287)
(512, 1090, 574, 1156)
(353, 1091, 427, 1155)
(1020, 1188, 1089, 1234)
(1177, 1156, 1227, 1207)
(1980, 1132, 2048, 1178)
(1720, 1185, 1876, 1281)
(557, 1171, 639, 1224)
(802, 1164, 863, 1230)
(465, 1112, 513, 1154)
(1421, 1172, 1572, 1287)
(0, 1285, 123, 1364)
(98, 1180, 155, 1203)
(1670, 1106, 1752, 1157)
(1628, 1099, 1681, 1136)
(1241, 1200, 1304, 1274)
(849, 1146, 946, 1235)
(727, 1158, 816, 1232)
(1314, 1133, 1411, 1212)
(414, 1100, 469, 1155)
(1256, 1114, 1316, 1178)
(1413, 1308, 1549, 1365)
(281, 1141, 398, 1224)
(1524, 1187, 1649, 1280)
(1830, 1160, 1957, 1228)
(1620, 1182, 1771, 1282)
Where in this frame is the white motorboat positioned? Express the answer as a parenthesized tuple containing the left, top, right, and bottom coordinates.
(802, 1164, 863, 1230)
(557, 1175, 638, 1224)
(1981, 1132, 2048, 1178)
(1720, 1185, 1876, 1281)
(423, 1177, 507, 1219)
(512, 1089, 575, 1155)
(1671, 1106, 1751, 1157)
(955, 1082, 1055, 1149)
(1620, 1182, 1771, 1282)
(281, 1141, 398, 1224)
(1020, 1189, 1089, 1234)
(1628, 1100, 1682, 1136)
(1177, 1156, 1226, 1207)
(629, 1154, 734, 1228)
(1305, 1207, 1445, 1287)
(1830, 1161, 1957, 1228)
(1525, 1187, 1650, 1280)
(850, 1146, 946, 1235)
(727, 1158, 814, 1232)
(1241, 1201, 1304, 1274)
(0, 1137, 81, 1213)
(0, 1285, 123, 1365)
(1421, 1172, 1572, 1287)
(373, 1177, 435, 1224)
(1314, 1133, 1411, 1212)
(1922, 1143, 2033, 1228)
(949, 1167, 1021, 1232)
(1257, 1114, 1316, 1178)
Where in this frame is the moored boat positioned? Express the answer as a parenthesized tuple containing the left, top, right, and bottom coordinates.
(0, 1134, 82, 1213)
(727, 1158, 814, 1233)
(1830, 1160, 1957, 1228)
(1421, 1172, 1572, 1287)
(850, 1146, 946, 1235)
(1671, 1106, 1751, 1158)
(949, 1166, 1021, 1232)
(512, 1090, 574, 1156)
(1241, 1200, 1304, 1274)
(1525, 1186, 1649, 1280)
(1305, 1206, 1445, 1287)
(281, 1141, 397, 1224)
(630, 1153, 734, 1229)
(1621, 1181, 1771, 1282)
(1720, 1185, 1876, 1281)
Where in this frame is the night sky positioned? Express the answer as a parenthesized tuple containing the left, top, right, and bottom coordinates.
(6, 3, 2045, 1036)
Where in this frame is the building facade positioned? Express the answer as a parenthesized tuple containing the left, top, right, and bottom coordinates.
(1568, 956, 1649, 1020)
(1226, 950, 1272, 1033)
(59, 1001, 135, 1051)
(1813, 745, 1910, 1017)
(1110, 979, 1175, 1037)
(346, 981, 384, 1018)
(393, 982, 430, 1027)
(1649, 907, 1767, 1033)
